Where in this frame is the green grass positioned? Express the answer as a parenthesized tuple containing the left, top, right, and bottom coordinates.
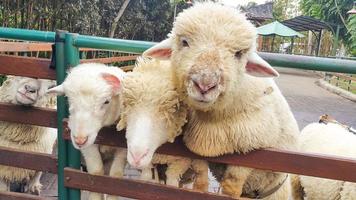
(329, 77, 356, 94)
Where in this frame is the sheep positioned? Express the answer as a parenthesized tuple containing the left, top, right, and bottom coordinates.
(143, 2, 299, 199)
(47, 63, 127, 200)
(291, 118, 356, 200)
(116, 57, 209, 191)
(0, 76, 57, 195)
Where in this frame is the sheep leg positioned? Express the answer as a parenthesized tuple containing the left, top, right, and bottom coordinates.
(140, 165, 158, 183)
(191, 160, 209, 192)
(81, 144, 104, 200)
(220, 166, 252, 198)
(165, 159, 191, 187)
(25, 171, 42, 195)
(290, 174, 303, 200)
(106, 149, 127, 200)
(0, 179, 8, 192)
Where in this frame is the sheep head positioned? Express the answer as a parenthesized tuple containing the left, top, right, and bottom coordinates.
(117, 58, 187, 168)
(48, 63, 125, 149)
(144, 3, 278, 111)
(1, 76, 55, 106)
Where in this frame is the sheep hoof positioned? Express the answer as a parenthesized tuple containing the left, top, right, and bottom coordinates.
(88, 192, 104, 200)
(106, 195, 119, 200)
(193, 182, 209, 192)
(220, 179, 242, 199)
(25, 182, 42, 195)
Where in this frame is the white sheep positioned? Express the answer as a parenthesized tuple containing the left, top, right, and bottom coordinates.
(143, 3, 299, 199)
(0, 76, 57, 195)
(117, 58, 209, 191)
(48, 63, 127, 200)
(291, 121, 356, 200)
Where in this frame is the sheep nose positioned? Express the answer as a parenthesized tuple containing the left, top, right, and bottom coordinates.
(25, 85, 37, 93)
(129, 149, 149, 167)
(73, 136, 88, 146)
(193, 80, 218, 94)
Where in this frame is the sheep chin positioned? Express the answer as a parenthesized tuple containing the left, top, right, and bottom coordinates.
(15, 92, 37, 106)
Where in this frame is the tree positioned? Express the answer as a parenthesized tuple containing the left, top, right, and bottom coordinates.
(109, 0, 131, 38)
(300, 0, 355, 55)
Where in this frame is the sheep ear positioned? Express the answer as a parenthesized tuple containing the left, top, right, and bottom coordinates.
(142, 38, 172, 60)
(47, 84, 65, 96)
(246, 52, 279, 77)
(101, 73, 121, 95)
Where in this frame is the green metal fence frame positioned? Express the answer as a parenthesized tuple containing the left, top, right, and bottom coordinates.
(1, 27, 356, 200)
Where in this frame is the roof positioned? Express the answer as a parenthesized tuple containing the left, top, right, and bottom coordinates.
(257, 21, 305, 37)
(282, 16, 330, 32)
(245, 2, 273, 20)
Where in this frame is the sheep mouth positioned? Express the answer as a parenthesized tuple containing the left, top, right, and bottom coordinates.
(16, 92, 36, 105)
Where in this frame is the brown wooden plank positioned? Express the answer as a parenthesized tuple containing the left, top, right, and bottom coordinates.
(0, 41, 96, 52)
(64, 168, 237, 200)
(334, 73, 356, 82)
(62, 121, 356, 182)
(0, 191, 48, 200)
(0, 42, 52, 52)
(0, 103, 57, 128)
(0, 55, 55, 80)
(0, 146, 57, 174)
(80, 55, 137, 64)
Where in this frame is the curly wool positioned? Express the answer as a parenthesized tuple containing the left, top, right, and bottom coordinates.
(166, 3, 299, 199)
(0, 76, 56, 182)
(292, 123, 356, 200)
(118, 58, 187, 142)
(118, 58, 209, 190)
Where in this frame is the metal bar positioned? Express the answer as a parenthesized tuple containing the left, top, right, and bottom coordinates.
(73, 35, 155, 53)
(64, 33, 81, 200)
(1, 28, 356, 74)
(55, 30, 69, 200)
(259, 52, 356, 74)
(0, 28, 55, 42)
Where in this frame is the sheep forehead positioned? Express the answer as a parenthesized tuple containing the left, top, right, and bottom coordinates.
(173, 3, 256, 49)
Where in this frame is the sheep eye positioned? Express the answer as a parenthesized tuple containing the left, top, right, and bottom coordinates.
(235, 50, 242, 59)
(182, 39, 189, 47)
(104, 100, 110, 105)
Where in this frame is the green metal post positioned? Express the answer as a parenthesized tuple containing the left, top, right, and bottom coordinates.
(64, 33, 81, 200)
(55, 30, 69, 200)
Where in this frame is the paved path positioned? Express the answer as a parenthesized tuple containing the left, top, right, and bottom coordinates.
(275, 67, 356, 129)
(40, 68, 356, 199)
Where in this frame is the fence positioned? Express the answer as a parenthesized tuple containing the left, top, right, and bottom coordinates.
(324, 73, 356, 93)
(0, 27, 356, 200)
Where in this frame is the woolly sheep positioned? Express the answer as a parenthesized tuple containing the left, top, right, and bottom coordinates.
(48, 63, 126, 200)
(0, 76, 57, 195)
(117, 58, 209, 190)
(144, 3, 299, 199)
(291, 121, 356, 200)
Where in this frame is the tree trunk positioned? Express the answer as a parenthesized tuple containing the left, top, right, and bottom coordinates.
(109, 0, 131, 38)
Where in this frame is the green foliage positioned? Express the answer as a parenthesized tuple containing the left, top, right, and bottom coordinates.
(0, 0, 185, 41)
(300, 0, 354, 55)
(348, 15, 356, 56)
(0, 75, 6, 86)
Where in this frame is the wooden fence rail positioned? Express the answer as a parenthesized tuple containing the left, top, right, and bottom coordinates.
(0, 146, 57, 173)
(0, 103, 57, 128)
(62, 121, 356, 183)
(0, 191, 50, 200)
(64, 168, 238, 200)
